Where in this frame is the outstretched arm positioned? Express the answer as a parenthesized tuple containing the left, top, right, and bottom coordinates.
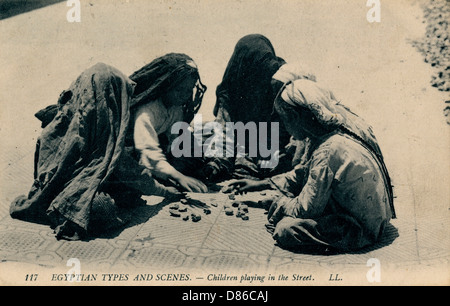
(222, 178, 274, 194)
(134, 103, 208, 193)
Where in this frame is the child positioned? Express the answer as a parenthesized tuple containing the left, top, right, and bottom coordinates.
(224, 79, 395, 252)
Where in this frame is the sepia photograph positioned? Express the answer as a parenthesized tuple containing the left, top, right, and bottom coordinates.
(0, 0, 448, 289)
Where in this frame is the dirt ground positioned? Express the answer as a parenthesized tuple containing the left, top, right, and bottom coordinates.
(0, 0, 448, 286)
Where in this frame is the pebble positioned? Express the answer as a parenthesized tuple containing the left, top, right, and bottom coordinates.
(191, 213, 201, 222)
(239, 204, 248, 213)
(203, 208, 211, 215)
(169, 209, 181, 217)
(225, 208, 234, 216)
(169, 203, 179, 210)
(413, 0, 450, 95)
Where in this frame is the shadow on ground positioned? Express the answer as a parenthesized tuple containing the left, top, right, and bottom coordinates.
(0, 0, 65, 20)
(89, 198, 172, 241)
(273, 223, 399, 256)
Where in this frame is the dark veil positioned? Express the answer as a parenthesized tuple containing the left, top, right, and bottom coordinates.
(214, 34, 286, 123)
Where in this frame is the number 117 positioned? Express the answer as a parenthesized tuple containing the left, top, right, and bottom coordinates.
(25, 274, 38, 281)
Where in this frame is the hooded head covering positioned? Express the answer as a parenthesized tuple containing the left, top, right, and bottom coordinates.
(279, 79, 383, 157)
(276, 79, 395, 217)
(213, 34, 286, 122)
(129, 53, 206, 116)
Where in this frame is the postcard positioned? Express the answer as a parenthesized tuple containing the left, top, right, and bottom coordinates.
(0, 0, 448, 290)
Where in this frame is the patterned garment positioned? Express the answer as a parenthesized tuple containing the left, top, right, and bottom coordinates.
(267, 79, 396, 252)
(269, 133, 393, 251)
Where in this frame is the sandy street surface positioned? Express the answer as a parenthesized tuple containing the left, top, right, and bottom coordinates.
(0, 0, 448, 286)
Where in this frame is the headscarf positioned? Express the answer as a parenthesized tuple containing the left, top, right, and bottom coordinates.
(213, 34, 286, 122)
(280, 79, 383, 157)
(277, 79, 395, 217)
(129, 53, 206, 117)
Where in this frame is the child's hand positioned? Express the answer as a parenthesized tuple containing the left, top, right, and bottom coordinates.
(175, 174, 208, 193)
(222, 179, 270, 194)
(257, 195, 280, 210)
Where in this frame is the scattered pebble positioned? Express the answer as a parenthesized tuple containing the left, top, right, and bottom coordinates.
(228, 194, 235, 200)
(191, 213, 201, 222)
(169, 196, 254, 222)
(169, 209, 181, 217)
(225, 208, 234, 216)
(169, 203, 179, 210)
(411, 0, 450, 123)
(239, 204, 248, 213)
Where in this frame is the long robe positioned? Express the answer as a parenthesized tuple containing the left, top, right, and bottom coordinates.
(11, 54, 205, 240)
(10, 63, 138, 237)
(269, 132, 393, 251)
(268, 79, 395, 252)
